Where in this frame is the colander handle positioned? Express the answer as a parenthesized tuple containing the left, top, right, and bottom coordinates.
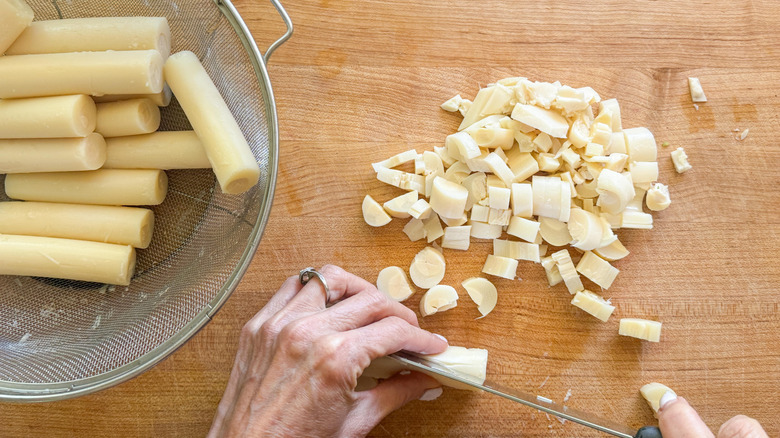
(263, 0, 294, 64)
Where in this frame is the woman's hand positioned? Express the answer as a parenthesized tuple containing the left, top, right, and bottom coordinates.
(208, 265, 448, 438)
(658, 391, 768, 438)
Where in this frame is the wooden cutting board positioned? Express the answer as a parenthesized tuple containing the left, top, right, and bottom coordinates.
(3, 0, 780, 436)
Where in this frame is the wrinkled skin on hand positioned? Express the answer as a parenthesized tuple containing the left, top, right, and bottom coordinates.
(659, 394, 769, 438)
(209, 265, 448, 438)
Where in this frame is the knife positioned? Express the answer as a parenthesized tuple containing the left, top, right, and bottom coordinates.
(388, 352, 662, 438)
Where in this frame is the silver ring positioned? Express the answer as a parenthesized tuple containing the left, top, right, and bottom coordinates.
(299, 267, 329, 301)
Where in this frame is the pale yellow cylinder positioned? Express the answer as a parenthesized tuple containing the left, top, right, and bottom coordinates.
(0, 0, 33, 55)
(92, 84, 172, 107)
(0, 233, 135, 285)
(96, 98, 160, 138)
(0, 95, 97, 139)
(104, 131, 211, 170)
(5, 169, 168, 206)
(0, 50, 164, 99)
(0, 201, 154, 248)
(164, 51, 260, 194)
(0, 133, 106, 173)
(6, 17, 171, 59)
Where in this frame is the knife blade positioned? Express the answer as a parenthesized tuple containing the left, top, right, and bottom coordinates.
(388, 352, 662, 438)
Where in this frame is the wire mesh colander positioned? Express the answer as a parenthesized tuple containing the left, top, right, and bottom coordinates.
(0, 0, 292, 401)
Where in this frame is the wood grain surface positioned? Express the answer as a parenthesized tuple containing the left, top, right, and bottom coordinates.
(3, 0, 780, 436)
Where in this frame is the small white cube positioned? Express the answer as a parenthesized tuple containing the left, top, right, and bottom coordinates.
(488, 186, 511, 210)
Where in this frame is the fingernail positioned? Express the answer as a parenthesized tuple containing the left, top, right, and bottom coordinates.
(433, 334, 448, 343)
(419, 387, 443, 401)
(399, 370, 411, 376)
(659, 390, 678, 409)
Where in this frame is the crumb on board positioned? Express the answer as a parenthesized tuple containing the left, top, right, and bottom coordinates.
(537, 395, 553, 403)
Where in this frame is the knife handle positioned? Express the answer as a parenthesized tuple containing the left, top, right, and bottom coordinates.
(635, 426, 662, 438)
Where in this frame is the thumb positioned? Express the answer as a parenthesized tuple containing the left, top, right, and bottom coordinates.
(341, 372, 442, 437)
(658, 391, 715, 438)
(718, 415, 769, 438)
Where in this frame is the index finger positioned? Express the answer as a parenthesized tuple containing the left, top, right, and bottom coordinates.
(341, 316, 449, 365)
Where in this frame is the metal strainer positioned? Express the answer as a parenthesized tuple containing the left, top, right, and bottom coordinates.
(0, 0, 292, 401)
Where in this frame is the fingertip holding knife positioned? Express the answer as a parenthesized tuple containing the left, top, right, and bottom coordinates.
(388, 352, 662, 438)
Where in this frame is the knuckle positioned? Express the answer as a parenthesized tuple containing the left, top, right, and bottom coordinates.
(258, 314, 285, 343)
(384, 315, 409, 328)
(719, 415, 764, 438)
(383, 315, 413, 337)
(239, 321, 258, 341)
(313, 334, 344, 360)
(395, 302, 419, 324)
(278, 319, 312, 357)
(283, 275, 299, 287)
(312, 335, 351, 380)
(363, 292, 417, 326)
(361, 287, 391, 312)
(318, 264, 346, 299)
(319, 264, 345, 282)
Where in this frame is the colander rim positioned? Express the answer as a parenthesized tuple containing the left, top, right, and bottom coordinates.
(0, 0, 281, 402)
